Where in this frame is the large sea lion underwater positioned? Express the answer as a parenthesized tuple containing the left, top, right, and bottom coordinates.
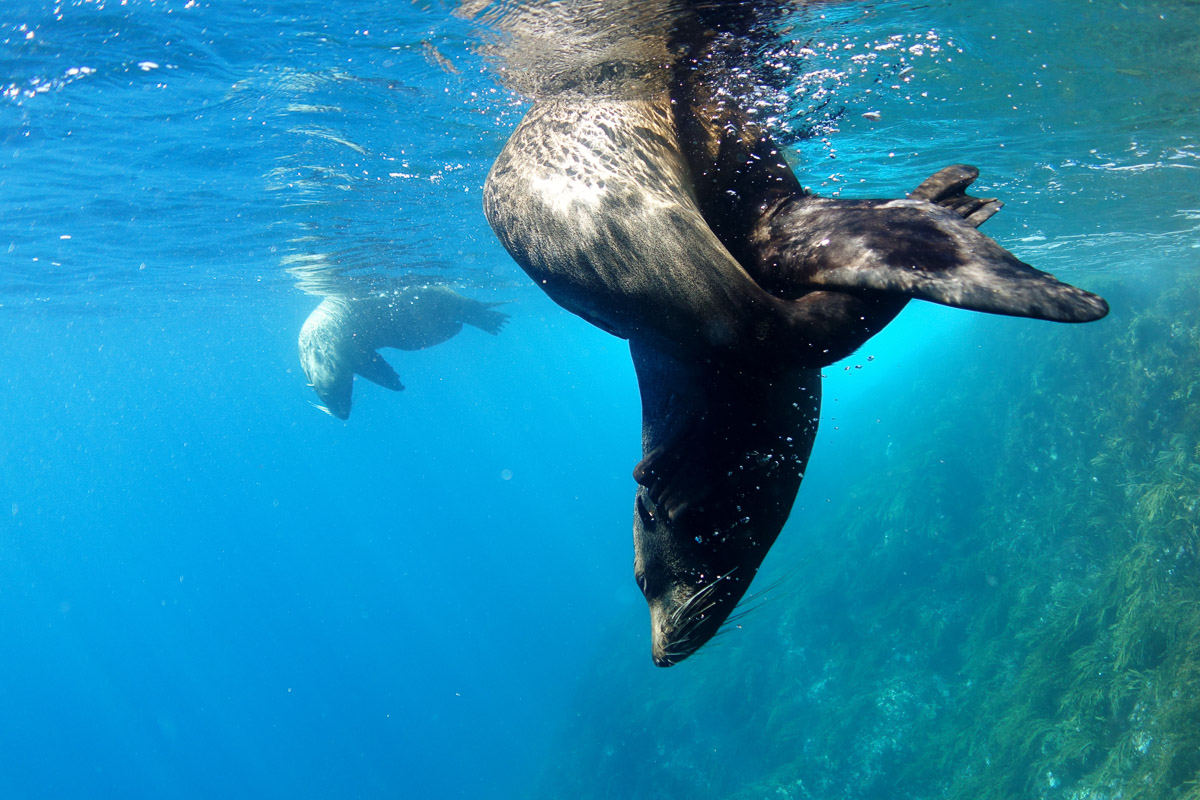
(298, 284, 509, 419)
(474, 0, 1108, 665)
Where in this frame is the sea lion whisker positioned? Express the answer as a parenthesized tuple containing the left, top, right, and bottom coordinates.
(682, 629, 729, 656)
(680, 580, 716, 606)
(668, 597, 705, 629)
(675, 600, 719, 633)
(744, 568, 797, 600)
(729, 570, 802, 624)
(668, 598, 727, 652)
(722, 602, 764, 628)
(704, 627, 731, 643)
(669, 579, 721, 625)
(661, 634, 695, 659)
(669, 567, 739, 625)
(662, 639, 694, 658)
(663, 627, 707, 660)
(726, 584, 782, 621)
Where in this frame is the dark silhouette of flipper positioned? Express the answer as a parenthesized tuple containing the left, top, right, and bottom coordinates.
(462, 303, 510, 336)
(356, 351, 405, 392)
(671, 69, 1108, 329)
(754, 166, 1109, 323)
(630, 341, 819, 523)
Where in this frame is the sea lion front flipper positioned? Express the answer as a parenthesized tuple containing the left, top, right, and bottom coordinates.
(633, 438, 723, 521)
(628, 341, 822, 522)
(629, 343, 730, 521)
(759, 192, 1109, 323)
(356, 351, 405, 392)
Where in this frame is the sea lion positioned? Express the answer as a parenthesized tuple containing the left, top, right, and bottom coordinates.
(626, 167, 1033, 665)
(476, 0, 1108, 665)
(298, 285, 508, 419)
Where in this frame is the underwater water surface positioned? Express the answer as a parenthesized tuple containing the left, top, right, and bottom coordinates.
(2, 1, 1198, 799)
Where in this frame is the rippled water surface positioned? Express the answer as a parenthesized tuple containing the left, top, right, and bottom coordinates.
(2, 1, 1198, 798)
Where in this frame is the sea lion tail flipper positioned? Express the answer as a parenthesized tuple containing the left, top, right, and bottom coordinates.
(769, 186, 1108, 323)
(356, 351, 405, 392)
(463, 303, 510, 336)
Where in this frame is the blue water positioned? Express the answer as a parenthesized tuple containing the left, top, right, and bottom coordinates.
(2, 1, 1197, 798)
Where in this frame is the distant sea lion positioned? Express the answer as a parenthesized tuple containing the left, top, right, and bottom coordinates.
(476, 1, 1108, 665)
(298, 285, 508, 419)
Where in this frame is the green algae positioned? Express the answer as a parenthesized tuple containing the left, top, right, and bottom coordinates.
(929, 277, 1200, 800)
(532, 268, 1200, 800)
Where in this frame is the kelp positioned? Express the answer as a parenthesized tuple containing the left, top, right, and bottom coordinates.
(533, 271, 1200, 799)
(929, 276, 1200, 800)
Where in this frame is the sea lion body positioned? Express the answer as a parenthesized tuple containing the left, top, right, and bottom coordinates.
(298, 285, 508, 419)
(629, 343, 821, 665)
(486, 94, 792, 364)
(479, 1, 1108, 665)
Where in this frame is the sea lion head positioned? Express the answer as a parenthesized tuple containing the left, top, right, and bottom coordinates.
(632, 480, 784, 668)
(628, 348, 819, 667)
(298, 299, 355, 420)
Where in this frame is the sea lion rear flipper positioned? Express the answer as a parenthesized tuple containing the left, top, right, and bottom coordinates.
(462, 303, 510, 336)
(764, 172, 1108, 322)
(906, 164, 1001, 228)
(356, 351, 405, 392)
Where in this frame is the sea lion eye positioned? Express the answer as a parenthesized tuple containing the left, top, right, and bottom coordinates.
(635, 572, 649, 596)
(636, 494, 656, 526)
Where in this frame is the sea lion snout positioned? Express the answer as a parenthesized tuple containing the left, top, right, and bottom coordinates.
(634, 492, 753, 667)
(644, 572, 743, 667)
(644, 583, 695, 667)
(648, 593, 706, 667)
(651, 616, 680, 668)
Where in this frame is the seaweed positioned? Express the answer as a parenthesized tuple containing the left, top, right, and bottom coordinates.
(532, 270, 1200, 800)
(929, 276, 1200, 800)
